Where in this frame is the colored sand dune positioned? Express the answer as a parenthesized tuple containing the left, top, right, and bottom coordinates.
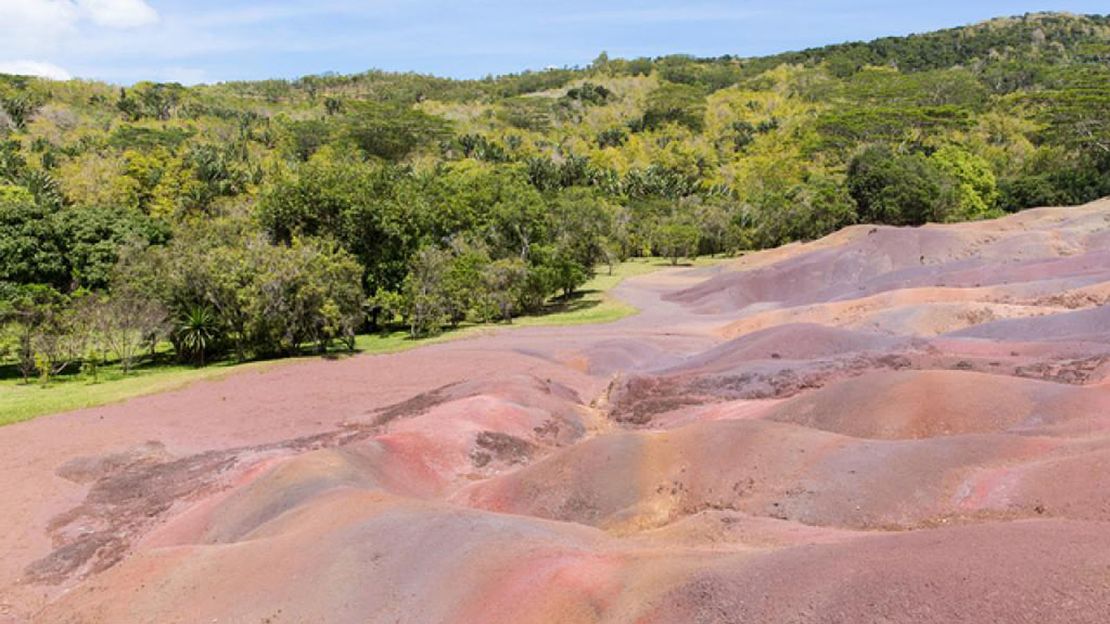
(2, 200, 1110, 623)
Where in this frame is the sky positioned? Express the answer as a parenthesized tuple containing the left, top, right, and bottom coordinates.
(0, 1, 1107, 85)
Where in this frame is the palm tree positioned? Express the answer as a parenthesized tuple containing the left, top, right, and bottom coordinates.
(176, 305, 218, 366)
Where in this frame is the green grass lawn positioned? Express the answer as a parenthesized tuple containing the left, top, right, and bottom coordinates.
(0, 257, 728, 425)
(0, 360, 277, 426)
(511, 257, 722, 325)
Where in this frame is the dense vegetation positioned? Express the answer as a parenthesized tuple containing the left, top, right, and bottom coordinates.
(1, 12, 1108, 382)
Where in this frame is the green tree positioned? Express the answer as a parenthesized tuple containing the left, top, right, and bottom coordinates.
(55, 204, 166, 290)
(340, 101, 451, 161)
(478, 258, 526, 322)
(929, 145, 1000, 221)
(441, 239, 489, 326)
(119, 82, 185, 121)
(847, 146, 949, 226)
(1, 285, 67, 383)
(98, 292, 169, 373)
(403, 246, 450, 337)
(279, 118, 334, 161)
(175, 304, 219, 366)
(549, 188, 613, 271)
(0, 185, 67, 290)
(654, 217, 700, 265)
(258, 159, 418, 293)
(640, 83, 707, 132)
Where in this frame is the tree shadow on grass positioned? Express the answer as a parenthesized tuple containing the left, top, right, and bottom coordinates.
(528, 290, 604, 318)
(650, 259, 709, 267)
(0, 351, 182, 384)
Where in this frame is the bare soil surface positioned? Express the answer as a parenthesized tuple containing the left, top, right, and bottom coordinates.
(2, 199, 1109, 623)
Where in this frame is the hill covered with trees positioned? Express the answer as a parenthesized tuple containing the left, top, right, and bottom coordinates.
(1, 12, 1108, 378)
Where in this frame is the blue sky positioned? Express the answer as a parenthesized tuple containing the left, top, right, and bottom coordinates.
(0, 1, 1107, 84)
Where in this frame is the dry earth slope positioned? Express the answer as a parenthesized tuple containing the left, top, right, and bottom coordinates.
(2, 198, 1109, 623)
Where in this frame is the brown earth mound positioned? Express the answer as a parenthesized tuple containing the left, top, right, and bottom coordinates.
(766, 369, 1110, 438)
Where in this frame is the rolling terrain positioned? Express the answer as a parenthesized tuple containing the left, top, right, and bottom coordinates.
(2, 199, 1109, 623)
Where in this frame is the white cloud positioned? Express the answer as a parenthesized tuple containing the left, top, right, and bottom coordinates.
(0, 0, 77, 25)
(0, 1, 78, 55)
(0, 0, 159, 81)
(0, 59, 72, 80)
(0, 0, 158, 38)
(78, 0, 159, 28)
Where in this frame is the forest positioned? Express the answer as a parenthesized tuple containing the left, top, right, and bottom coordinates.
(1, 12, 1108, 383)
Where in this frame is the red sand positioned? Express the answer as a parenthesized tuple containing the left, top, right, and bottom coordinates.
(2, 199, 1109, 623)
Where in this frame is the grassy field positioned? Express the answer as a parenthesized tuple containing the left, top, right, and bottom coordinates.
(0, 257, 726, 425)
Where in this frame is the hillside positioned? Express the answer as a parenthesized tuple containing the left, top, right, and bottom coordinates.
(1, 11, 1108, 387)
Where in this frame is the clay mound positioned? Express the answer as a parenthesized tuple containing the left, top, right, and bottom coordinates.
(369, 373, 584, 427)
(14, 373, 596, 596)
(959, 448, 1110, 522)
(570, 338, 685, 375)
(628, 509, 865, 549)
(639, 520, 1110, 624)
(47, 487, 1110, 624)
(153, 443, 443, 547)
(360, 373, 597, 487)
(670, 202, 1109, 312)
(948, 304, 1110, 343)
(844, 301, 1052, 336)
(640, 398, 783, 430)
(766, 369, 1110, 439)
(831, 248, 1110, 308)
(602, 349, 923, 425)
(929, 249, 1110, 290)
(665, 225, 999, 311)
(1026, 279, 1110, 309)
(598, 325, 920, 425)
(669, 323, 906, 372)
(458, 418, 1094, 531)
(40, 490, 618, 624)
(665, 242, 910, 312)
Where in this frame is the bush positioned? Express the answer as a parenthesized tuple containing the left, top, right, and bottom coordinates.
(654, 218, 700, 265)
(114, 221, 365, 361)
(403, 246, 451, 337)
(0, 185, 67, 290)
(847, 146, 950, 226)
(640, 83, 707, 132)
(929, 146, 1000, 221)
